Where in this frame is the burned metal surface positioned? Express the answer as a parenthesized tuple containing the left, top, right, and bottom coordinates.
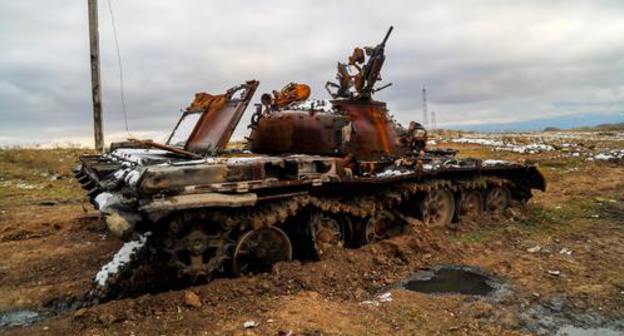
(75, 27, 547, 294)
(326, 26, 394, 100)
(248, 26, 411, 161)
(167, 80, 259, 154)
(262, 82, 311, 109)
(332, 100, 401, 160)
(249, 111, 350, 156)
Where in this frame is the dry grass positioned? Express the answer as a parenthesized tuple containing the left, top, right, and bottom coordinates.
(0, 148, 91, 207)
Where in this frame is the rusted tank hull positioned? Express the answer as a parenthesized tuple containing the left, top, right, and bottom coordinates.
(76, 150, 545, 236)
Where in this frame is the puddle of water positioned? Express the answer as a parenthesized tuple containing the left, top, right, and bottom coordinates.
(403, 266, 496, 296)
(556, 325, 623, 336)
(0, 309, 43, 328)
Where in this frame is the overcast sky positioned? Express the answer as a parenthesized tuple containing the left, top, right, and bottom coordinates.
(1, 0, 623, 147)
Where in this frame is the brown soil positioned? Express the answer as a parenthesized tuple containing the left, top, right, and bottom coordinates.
(0, 142, 623, 335)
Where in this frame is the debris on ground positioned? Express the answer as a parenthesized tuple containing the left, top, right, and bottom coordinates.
(183, 291, 202, 308)
(361, 292, 393, 306)
(243, 320, 259, 329)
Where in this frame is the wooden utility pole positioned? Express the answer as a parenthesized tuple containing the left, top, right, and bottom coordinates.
(88, 0, 104, 152)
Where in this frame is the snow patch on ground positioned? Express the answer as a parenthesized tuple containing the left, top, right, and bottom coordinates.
(362, 292, 393, 306)
(15, 182, 42, 190)
(452, 138, 505, 147)
(444, 133, 603, 157)
(496, 143, 555, 154)
(450, 137, 555, 154)
(94, 233, 150, 287)
(587, 149, 624, 161)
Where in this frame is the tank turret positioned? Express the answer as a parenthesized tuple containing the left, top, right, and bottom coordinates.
(248, 26, 425, 161)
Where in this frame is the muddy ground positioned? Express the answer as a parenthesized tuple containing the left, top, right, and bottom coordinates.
(0, 134, 623, 335)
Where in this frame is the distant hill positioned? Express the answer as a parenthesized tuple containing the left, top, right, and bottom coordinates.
(450, 113, 623, 133)
(590, 122, 624, 130)
(542, 122, 624, 132)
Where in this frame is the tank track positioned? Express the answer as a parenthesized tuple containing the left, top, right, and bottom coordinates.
(92, 176, 516, 298)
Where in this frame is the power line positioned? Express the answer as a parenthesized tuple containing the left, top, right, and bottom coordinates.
(106, 0, 131, 136)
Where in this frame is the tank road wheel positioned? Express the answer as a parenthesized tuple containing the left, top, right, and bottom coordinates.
(363, 210, 405, 245)
(232, 227, 292, 276)
(309, 212, 346, 257)
(459, 191, 483, 217)
(420, 188, 455, 228)
(162, 215, 234, 284)
(485, 187, 510, 213)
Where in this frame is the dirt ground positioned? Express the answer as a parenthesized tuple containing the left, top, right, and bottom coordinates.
(0, 135, 623, 335)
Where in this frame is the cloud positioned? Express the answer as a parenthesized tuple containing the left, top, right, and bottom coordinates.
(1, 0, 623, 147)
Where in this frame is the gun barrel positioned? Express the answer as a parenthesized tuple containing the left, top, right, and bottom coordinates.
(381, 26, 394, 46)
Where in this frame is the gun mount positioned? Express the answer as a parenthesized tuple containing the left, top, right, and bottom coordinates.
(326, 26, 393, 100)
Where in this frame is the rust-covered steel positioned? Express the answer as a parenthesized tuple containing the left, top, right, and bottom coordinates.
(167, 80, 259, 154)
(262, 82, 311, 109)
(75, 27, 546, 294)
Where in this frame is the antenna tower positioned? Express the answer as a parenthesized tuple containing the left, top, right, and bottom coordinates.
(422, 86, 428, 128)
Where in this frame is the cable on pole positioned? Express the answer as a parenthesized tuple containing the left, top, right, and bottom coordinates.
(106, 0, 131, 136)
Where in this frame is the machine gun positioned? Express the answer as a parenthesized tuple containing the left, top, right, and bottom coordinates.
(359, 26, 393, 99)
(325, 26, 394, 100)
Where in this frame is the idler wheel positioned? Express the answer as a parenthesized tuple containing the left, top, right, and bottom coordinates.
(485, 187, 510, 213)
(459, 191, 483, 217)
(310, 212, 345, 257)
(420, 188, 455, 227)
(232, 227, 292, 276)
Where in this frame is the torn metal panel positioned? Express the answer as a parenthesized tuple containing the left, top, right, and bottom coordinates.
(183, 80, 259, 154)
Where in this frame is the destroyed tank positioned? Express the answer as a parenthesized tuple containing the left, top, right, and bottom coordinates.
(75, 27, 545, 293)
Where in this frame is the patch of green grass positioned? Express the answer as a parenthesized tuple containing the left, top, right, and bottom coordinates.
(516, 203, 561, 226)
(539, 157, 584, 170)
(452, 197, 617, 244)
(454, 227, 500, 243)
